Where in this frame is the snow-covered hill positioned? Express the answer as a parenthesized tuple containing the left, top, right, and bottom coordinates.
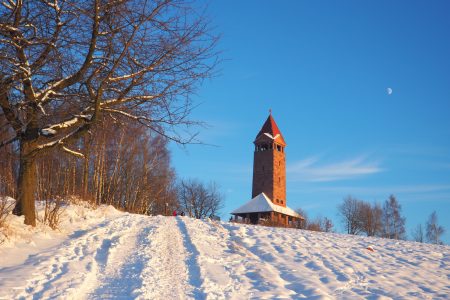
(0, 203, 449, 299)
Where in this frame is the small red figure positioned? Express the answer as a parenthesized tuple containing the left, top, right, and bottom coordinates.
(172, 210, 177, 216)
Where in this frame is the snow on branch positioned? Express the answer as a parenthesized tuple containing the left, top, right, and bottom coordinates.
(61, 146, 85, 158)
(100, 95, 157, 108)
(0, 1, 14, 10)
(42, 114, 92, 132)
(0, 24, 20, 33)
(40, 128, 57, 137)
(35, 126, 88, 159)
(102, 108, 153, 123)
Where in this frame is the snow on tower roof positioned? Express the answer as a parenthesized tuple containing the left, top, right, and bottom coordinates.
(254, 114, 286, 145)
(231, 193, 302, 219)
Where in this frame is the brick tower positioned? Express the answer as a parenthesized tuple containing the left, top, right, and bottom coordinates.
(251, 112, 287, 207)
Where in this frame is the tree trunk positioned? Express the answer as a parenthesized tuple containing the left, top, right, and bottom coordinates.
(83, 135, 91, 199)
(13, 142, 37, 226)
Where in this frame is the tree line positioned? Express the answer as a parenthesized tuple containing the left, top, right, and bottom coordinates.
(338, 195, 405, 238)
(336, 195, 445, 244)
(1, 115, 224, 225)
(296, 195, 445, 245)
(0, 0, 219, 226)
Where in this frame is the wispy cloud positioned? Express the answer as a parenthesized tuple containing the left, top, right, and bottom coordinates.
(287, 155, 383, 182)
(310, 184, 450, 195)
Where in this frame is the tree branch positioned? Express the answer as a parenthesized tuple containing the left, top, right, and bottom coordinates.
(36, 0, 100, 102)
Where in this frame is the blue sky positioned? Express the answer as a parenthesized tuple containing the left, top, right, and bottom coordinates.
(170, 1, 450, 243)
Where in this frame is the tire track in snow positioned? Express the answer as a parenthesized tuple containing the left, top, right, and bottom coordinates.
(1, 217, 114, 299)
(86, 216, 156, 299)
(176, 218, 207, 300)
(4, 214, 137, 299)
(180, 218, 241, 299)
(136, 216, 196, 299)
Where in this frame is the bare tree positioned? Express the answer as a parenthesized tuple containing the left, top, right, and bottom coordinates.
(360, 202, 382, 237)
(178, 179, 223, 219)
(426, 211, 445, 245)
(294, 209, 333, 232)
(0, 0, 218, 225)
(338, 196, 363, 235)
(323, 217, 334, 233)
(295, 208, 308, 229)
(304, 215, 333, 232)
(382, 195, 406, 240)
(306, 220, 322, 232)
(412, 224, 424, 243)
(80, 118, 178, 215)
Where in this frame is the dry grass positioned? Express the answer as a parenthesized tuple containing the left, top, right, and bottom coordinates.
(40, 197, 65, 230)
(0, 197, 14, 244)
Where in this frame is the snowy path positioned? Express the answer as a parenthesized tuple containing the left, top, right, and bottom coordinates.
(1, 207, 449, 299)
(0, 214, 151, 299)
(136, 216, 202, 299)
(0, 215, 203, 299)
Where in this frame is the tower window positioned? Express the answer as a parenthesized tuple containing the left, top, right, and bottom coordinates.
(277, 145, 281, 151)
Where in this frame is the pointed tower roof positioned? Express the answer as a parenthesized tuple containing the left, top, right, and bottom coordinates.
(254, 113, 286, 145)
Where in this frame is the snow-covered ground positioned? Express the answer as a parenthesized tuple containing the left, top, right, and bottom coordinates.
(0, 203, 449, 299)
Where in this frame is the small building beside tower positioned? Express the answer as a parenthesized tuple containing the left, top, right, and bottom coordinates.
(231, 112, 303, 226)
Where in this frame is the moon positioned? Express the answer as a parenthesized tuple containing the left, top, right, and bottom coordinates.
(387, 87, 393, 95)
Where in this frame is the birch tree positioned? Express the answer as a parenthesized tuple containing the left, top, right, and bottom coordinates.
(412, 224, 424, 243)
(0, 0, 218, 225)
(426, 211, 445, 245)
(382, 195, 406, 240)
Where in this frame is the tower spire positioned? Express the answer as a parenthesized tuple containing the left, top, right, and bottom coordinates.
(254, 113, 286, 146)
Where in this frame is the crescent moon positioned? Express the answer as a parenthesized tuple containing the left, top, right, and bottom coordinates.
(387, 88, 393, 95)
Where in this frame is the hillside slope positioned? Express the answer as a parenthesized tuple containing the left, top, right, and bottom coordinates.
(0, 205, 449, 299)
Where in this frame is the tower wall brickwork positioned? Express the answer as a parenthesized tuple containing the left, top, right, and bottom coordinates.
(251, 145, 286, 207)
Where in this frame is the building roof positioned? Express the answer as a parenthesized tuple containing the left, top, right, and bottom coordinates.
(231, 193, 303, 219)
(254, 114, 286, 145)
